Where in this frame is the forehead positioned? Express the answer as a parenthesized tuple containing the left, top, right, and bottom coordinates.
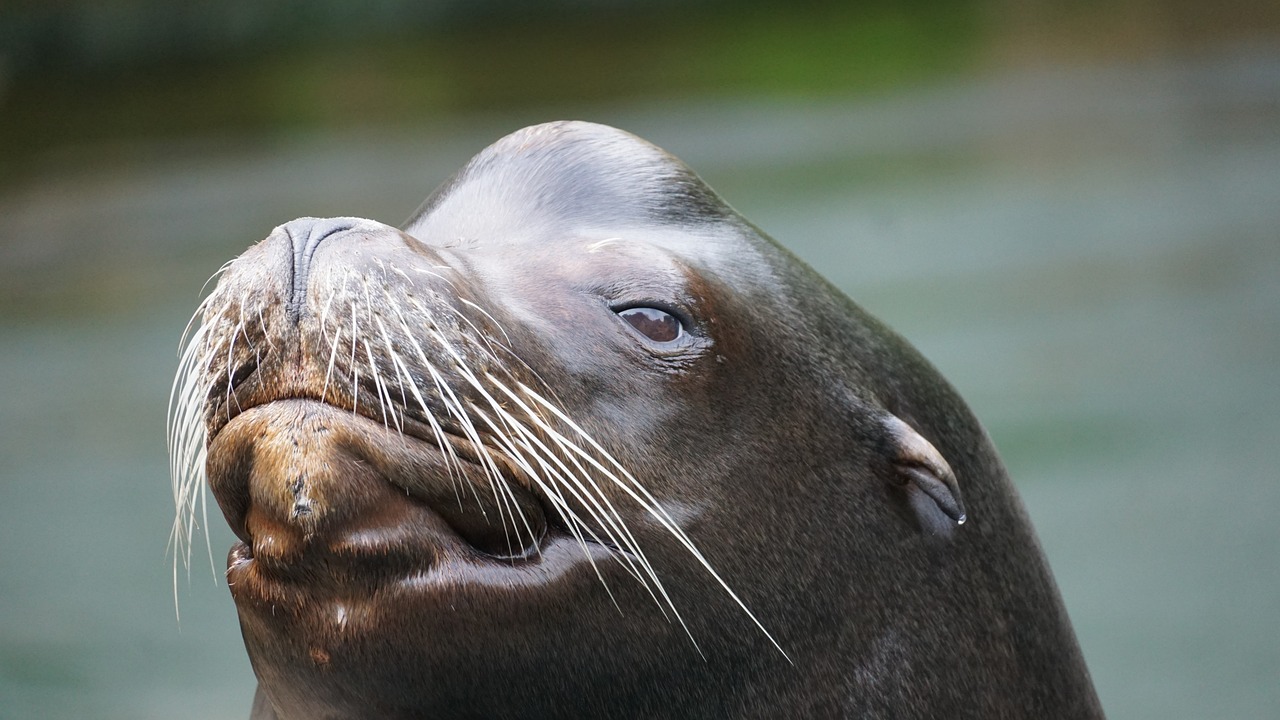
(457, 221, 780, 300)
(578, 224, 778, 291)
(402, 121, 788, 299)
(405, 123, 726, 244)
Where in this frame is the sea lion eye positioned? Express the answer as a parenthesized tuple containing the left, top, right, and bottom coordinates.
(618, 307, 683, 343)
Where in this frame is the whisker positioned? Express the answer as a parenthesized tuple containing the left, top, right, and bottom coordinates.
(519, 382, 789, 661)
(321, 326, 343, 404)
(364, 338, 395, 432)
(394, 316, 508, 524)
(166, 245, 784, 658)
(372, 313, 411, 432)
(457, 298, 513, 347)
(429, 334, 671, 616)
(349, 301, 360, 416)
(473, 381, 669, 615)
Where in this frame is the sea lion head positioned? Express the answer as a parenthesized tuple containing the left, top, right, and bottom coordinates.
(170, 121, 1098, 718)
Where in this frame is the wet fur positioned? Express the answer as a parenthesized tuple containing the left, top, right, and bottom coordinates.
(170, 122, 1103, 719)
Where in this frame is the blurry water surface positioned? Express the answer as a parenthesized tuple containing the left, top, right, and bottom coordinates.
(1, 48, 1278, 718)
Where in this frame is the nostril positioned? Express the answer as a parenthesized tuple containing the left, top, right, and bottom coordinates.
(280, 217, 359, 322)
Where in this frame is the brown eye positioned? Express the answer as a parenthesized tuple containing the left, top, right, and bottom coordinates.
(618, 307, 683, 343)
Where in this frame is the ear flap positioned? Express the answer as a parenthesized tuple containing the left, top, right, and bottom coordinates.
(881, 414, 967, 538)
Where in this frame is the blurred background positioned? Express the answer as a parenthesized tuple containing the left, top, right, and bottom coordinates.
(1, 1, 1277, 717)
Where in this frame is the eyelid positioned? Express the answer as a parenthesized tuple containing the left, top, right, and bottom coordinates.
(617, 306, 683, 343)
(604, 298, 710, 364)
(608, 299, 695, 330)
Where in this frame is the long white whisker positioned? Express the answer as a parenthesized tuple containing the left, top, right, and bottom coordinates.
(465, 400, 654, 603)
(472, 383, 670, 615)
(321, 326, 343, 404)
(457, 298, 513, 347)
(364, 338, 396, 432)
(476, 413, 622, 605)
(429, 336, 671, 619)
(317, 267, 342, 345)
(519, 382, 789, 661)
(372, 313, 411, 431)
(167, 287, 228, 618)
(386, 298, 494, 514)
(385, 345, 466, 494)
(395, 319, 510, 527)
(166, 251, 786, 659)
(349, 301, 360, 416)
(451, 403, 541, 559)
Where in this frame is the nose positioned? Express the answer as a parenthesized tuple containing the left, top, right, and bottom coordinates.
(279, 217, 359, 322)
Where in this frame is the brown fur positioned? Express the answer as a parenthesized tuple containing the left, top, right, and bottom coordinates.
(177, 122, 1103, 719)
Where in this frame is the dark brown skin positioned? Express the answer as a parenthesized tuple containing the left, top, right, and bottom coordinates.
(190, 122, 1103, 718)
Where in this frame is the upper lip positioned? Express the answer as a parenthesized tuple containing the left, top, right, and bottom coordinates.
(210, 390, 554, 560)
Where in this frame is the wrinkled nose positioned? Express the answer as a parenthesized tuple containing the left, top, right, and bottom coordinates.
(279, 217, 360, 321)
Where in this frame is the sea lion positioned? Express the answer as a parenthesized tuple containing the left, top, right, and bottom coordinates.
(169, 121, 1103, 718)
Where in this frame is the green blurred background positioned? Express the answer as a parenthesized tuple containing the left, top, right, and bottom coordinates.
(2, 1, 1278, 717)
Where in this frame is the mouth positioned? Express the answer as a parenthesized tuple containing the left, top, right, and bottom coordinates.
(207, 395, 553, 600)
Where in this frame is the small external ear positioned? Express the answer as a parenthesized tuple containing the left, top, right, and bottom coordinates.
(882, 414, 967, 538)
